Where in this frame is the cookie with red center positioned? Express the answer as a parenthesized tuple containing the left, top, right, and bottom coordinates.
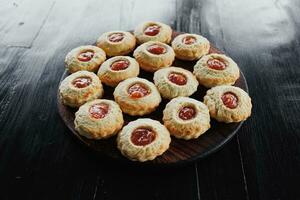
(134, 21, 172, 44)
(127, 83, 150, 98)
(117, 118, 171, 162)
(65, 45, 106, 73)
(97, 56, 139, 87)
(74, 99, 124, 139)
(171, 33, 210, 61)
(96, 31, 136, 57)
(204, 85, 252, 123)
(59, 71, 104, 107)
(113, 77, 161, 116)
(144, 25, 160, 36)
(133, 41, 175, 72)
(153, 67, 198, 99)
(163, 97, 210, 140)
(72, 76, 92, 88)
(193, 53, 240, 88)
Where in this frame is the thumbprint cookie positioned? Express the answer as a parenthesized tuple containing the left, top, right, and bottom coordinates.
(113, 77, 161, 116)
(134, 21, 172, 44)
(163, 97, 210, 140)
(74, 99, 124, 139)
(96, 31, 136, 57)
(97, 56, 140, 87)
(133, 41, 175, 72)
(65, 45, 106, 73)
(59, 71, 103, 107)
(117, 118, 171, 162)
(203, 85, 252, 123)
(153, 67, 198, 99)
(172, 33, 210, 61)
(193, 53, 240, 88)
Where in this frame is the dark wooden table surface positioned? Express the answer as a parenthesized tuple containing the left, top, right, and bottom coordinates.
(1, 0, 300, 199)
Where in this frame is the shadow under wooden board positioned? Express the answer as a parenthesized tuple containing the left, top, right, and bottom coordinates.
(57, 31, 248, 167)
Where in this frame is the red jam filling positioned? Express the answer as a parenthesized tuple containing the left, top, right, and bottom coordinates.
(147, 44, 166, 55)
(72, 77, 92, 88)
(77, 50, 94, 62)
(178, 106, 196, 120)
(108, 33, 124, 42)
(89, 103, 109, 119)
(110, 60, 130, 71)
(182, 36, 196, 45)
(131, 128, 156, 146)
(128, 83, 150, 98)
(168, 72, 187, 86)
(221, 92, 238, 109)
(207, 58, 226, 70)
(144, 25, 160, 36)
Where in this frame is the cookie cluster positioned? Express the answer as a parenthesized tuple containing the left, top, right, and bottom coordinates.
(58, 21, 252, 162)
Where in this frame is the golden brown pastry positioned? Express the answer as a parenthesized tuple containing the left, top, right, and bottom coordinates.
(171, 33, 210, 61)
(203, 85, 252, 123)
(113, 77, 161, 116)
(117, 118, 171, 162)
(133, 41, 175, 72)
(59, 71, 103, 107)
(97, 56, 140, 87)
(134, 21, 172, 44)
(74, 99, 124, 139)
(193, 53, 240, 88)
(96, 31, 136, 57)
(163, 97, 210, 140)
(153, 67, 198, 99)
(65, 45, 106, 73)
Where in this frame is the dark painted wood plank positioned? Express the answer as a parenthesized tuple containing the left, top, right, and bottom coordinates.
(97, 164, 199, 200)
(0, 48, 27, 120)
(119, 0, 176, 29)
(208, 0, 300, 199)
(236, 52, 300, 200)
(176, 0, 249, 199)
(0, 0, 55, 47)
(0, 0, 199, 200)
(2, 0, 300, 199)
(196, 137, 248, 200)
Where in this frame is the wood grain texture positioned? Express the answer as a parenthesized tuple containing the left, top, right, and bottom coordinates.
(176, 1, 251, 199)
(1, 0, 300, 199)
(179, 0, 300, 199)
(0, 1, 199, 200)
(0, 0, 55, 47)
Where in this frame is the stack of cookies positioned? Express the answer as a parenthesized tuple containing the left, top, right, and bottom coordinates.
(58, 21, 252, 162)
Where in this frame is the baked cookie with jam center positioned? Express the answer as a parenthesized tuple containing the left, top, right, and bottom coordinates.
(59, 71, 103, 107)
(117, 118, 171, 162)
(113, 77, 161, 116)
(172, 33, 210, 61)
(163, 97, 210, 140)
(134, 21, 172, 44)
(96, 31, 136, 57)
(203, 85, 252, 123)
(97, 56, 139, 87)
(65, 45, 106, 73)
(133, 41, 175, 72)
(74, 99, 124, 139)
(193, 53, 240, 88)
(153, 67, 198, 99)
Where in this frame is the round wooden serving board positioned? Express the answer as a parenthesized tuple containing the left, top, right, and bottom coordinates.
(57, 31, 248, 166)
